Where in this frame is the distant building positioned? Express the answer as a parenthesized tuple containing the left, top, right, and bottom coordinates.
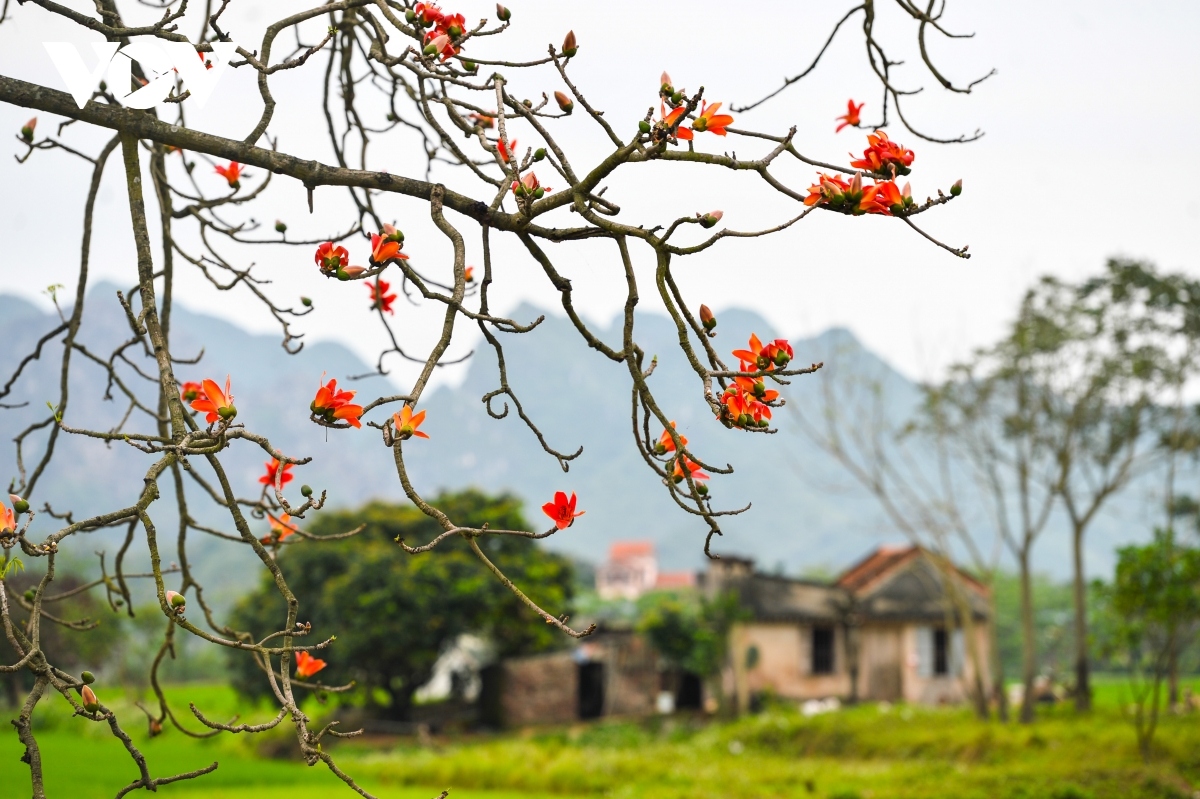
(484, 545, 991, 726)
(594, 541, 695, 600)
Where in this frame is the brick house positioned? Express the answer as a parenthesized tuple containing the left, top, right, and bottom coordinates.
(483, 545, 991, 725)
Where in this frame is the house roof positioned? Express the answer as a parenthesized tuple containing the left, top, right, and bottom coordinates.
(609, 541, 654, 559)
(836, 544, 988, 597)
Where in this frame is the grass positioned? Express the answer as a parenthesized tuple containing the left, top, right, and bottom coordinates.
(2, 678, 1198, 798)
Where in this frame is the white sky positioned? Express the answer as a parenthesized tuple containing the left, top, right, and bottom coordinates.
(0, 1, 1198, 388)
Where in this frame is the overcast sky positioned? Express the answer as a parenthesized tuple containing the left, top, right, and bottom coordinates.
(1, 1, 1198, 390)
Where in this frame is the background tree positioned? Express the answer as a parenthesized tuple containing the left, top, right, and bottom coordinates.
(230, 491, 573, 720)
(1092, 529, 1200, 761)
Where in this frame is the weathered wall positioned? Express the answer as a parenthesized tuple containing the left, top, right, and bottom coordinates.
(500, 651, 577, 727)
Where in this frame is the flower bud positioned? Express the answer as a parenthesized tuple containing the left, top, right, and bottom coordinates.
(217, 406, 237, 420)
(342, 266, 368, 278)
(638, 120, 651, 134)
(300, 484, 313, 497)
(22, 589, 34, 603)
(300, 296, 312, 307)
(561, 30, 577, 57)
(950, 179, 962, 196)
(697, 484, 709, 496)
(654, 443, 667, 455)
(496, 3, 511, 21)
(849, 172, 863, 195)
(660, 72, 673, 93)
(382, 223, 405, 243)
(554, 91, 573, 114)
(423, 42, 439, 56)
(773, 350, 791, 367)
(699, 210, 723, 229)
(274, 220, 287, 234)
(670, 91, 683, 105)
(462, 59, 477, 72)
(20, 117, 36, 143)
(82, 685, 100, 713)
(533, 186, 545, 199)
(81, 670, 96, 684)
(699, 305, 717, 331)
(405, 8, 417, 22)
(757, 418, 770, 428)
(166, 590, 187, 609)
(533, 147, 546, 161)
(10, 495, 29, 514)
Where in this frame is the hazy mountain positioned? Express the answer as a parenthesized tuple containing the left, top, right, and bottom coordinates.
(0, 284, 1165, 613)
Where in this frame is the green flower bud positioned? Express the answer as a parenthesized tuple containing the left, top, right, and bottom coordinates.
(217, 405, 237, 420)
(82, 685, 100, 713)
(533, 187, 545, 199)
(533, 148, 546, 161)
(950, 179, 962, 196)
(275, 220, 287, 234)
(301, 296, 312, 307)
(300, 484, 313, 497)
(22, 589, 34, 603)
(81, 671, 96, 685)
(638, 120, 651, 134)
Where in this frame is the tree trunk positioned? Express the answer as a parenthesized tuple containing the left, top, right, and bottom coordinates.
(1019, 546, 1038, 723)
(1167, 641, 1179, 710)
(1071, 525, 1091, 712)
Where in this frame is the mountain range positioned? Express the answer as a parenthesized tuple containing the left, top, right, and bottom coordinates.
(0, 283, 1164, 611)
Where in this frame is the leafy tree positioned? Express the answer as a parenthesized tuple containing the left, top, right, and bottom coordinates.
(229, 491, 573, 720)
(1093, 530, 1200, 761)
(637, 590, 746, 711)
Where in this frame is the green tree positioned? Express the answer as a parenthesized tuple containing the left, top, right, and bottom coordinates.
(637, 590, 746, 711)
(229, 491, 574, 720)
(1093, 530, 1200, 761)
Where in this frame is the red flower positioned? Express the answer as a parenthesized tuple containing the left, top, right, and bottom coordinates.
(259, 458, 294, 488)
(803, 173, 851, 207)
(542, 491, 585, 530)
(214, 161, 243, 189)
(850, 130, 914, 177)
(392, 405, 429, 440)
(671, 456, 709, 483)
(498, 138, 518, 163)
(512, 171, 551, 197)
(311, 376, 364, 429)
(294, 650, 327, 679)
(655, 421, 687, 454)
(370, 233, 407, 265)
(369, 279, 397, 314)
(721, 387, 771, 428)
(470, 113, 495, 128)
(732, 334, 792, 371)
(315, 242, 349, 275)
(662, 103, 691, 140)
(179, 381, 203, 403)
(190, 377, 236, 424)
(836, 99, 864, 133)
(414, 2, 443, 26)
(464, 266, 475, 282)
(261, 512, 298, 544)
(689, 101, 733, 136)
(0, 499, 15, 535)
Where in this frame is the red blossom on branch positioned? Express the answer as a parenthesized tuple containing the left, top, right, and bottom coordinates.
(542, 491, 585, 530)
(314, 242, 349, 275)
(179, 381, 203, 402)
(836, 99, 865, 132)
(311, 377, 364, 428)
(392, 405, 429, 440)
(850, 130, 915, 177)
(261, 512, 298, 544)
(213, 161, 243, 189)
(368, 279, 397, 314)
(294, 650, 327, 679)
(189, 377, 236, 423)
(369, 232, 407, 265)
(259, 458, 294, 487)
(655, 422, 687, 454)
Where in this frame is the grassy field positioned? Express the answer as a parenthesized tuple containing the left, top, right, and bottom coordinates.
(2, 679, 1198, 798)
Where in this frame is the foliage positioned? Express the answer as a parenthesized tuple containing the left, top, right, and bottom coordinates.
(229, 491, 573, 719)
(1092, 530, 1200, 760)
(636, 590, 746, 679)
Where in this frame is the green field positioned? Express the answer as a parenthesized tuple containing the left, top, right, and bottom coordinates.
(3, 680, 1199, 798)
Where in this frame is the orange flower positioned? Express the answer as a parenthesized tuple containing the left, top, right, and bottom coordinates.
(190, 377, 236, 423)
(311, 376, 364, 429)
(498, 138, 518, 163)
(261, 512, 298, 544)
(542, 491, 585, 530)
(671, 455, 709, 483)
(369, 233, 407, 265)
(849, 130, 914, 177)
(414, 2, 443, 26)
(836, 99, 864, 133)
(259, 458, 294, 487)
(0, 499, 15, 535)
(803, 173, 850, 207)
(689, 101, 733, 136)
(179, 381, 203, 402)
(369, 279, 397, 314)
(470, 113, 495, 128)
(655, 422, 687, 454)
(511, 171, 551, 197)
(732, 334, 793, 371)
(214, 161, 243, 189)
(464, 266, 475, 282)
(662, 103, 693, 140)
(732, 375, 779, 403)
(392, 405, 429, 440)
(315, 242, 349, 275)
(294, 650, 327, 679)
(721, 387, 771, 428)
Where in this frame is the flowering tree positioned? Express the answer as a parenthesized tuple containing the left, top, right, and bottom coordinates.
(0, 1, 981, 795)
